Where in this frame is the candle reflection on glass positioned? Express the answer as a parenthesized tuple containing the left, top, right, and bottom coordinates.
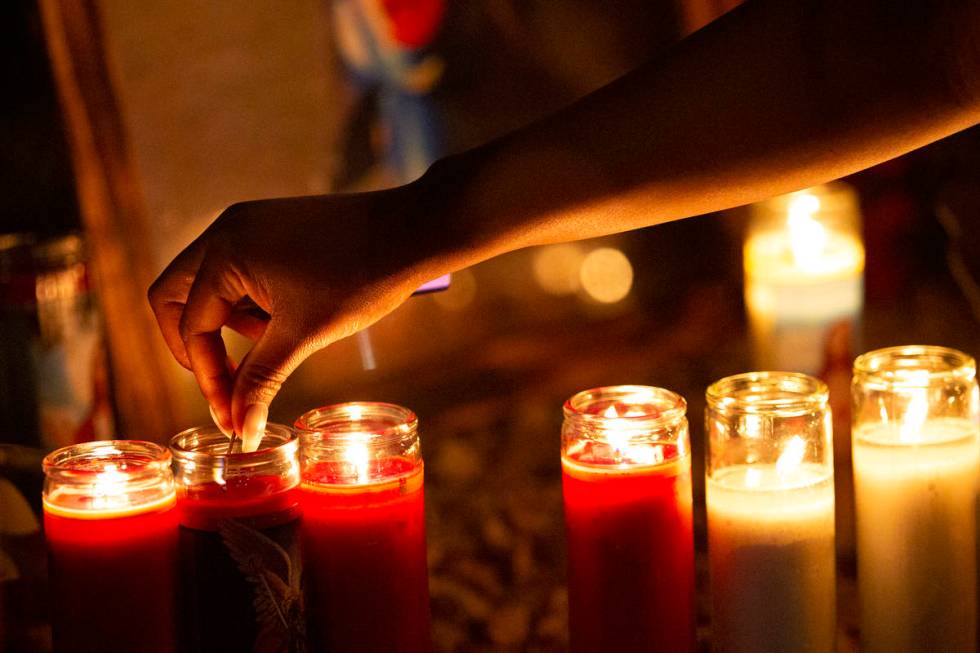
(43, 440, 178, 653)
(706, 372, 836, 653)
(561, 385, 696, 653)
(852, 346, 979, 653)
(295, 402, 431, 653)
(743, 183, 864, 376)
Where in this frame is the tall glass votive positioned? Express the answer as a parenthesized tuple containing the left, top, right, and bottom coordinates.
(705, 372, 836, 653)
(852, 345, 979, 653)
(295, 402, 430, 653)
(170, 424, 303, 652)
(43, 440, 178, 653)
(744, 182, 864, 376)
(561, 386, 696, 653)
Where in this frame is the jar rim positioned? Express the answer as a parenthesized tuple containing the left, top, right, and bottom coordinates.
(853, 345, 976, 386)
(43, 440, 171, 478)
(169, 423, 297, 463)
(563, 385, 687, 427)
(295, 401, 418, 445)
(706, 371, 829, 415)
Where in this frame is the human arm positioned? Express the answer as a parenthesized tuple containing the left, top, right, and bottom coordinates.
(149, 0, 980, 441)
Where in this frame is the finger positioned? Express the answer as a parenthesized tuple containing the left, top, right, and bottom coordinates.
(148, 240, 207, 369)
(230, 319, 315, 438)
(179, 256, 245, 431)
(225, 309, 269, 342)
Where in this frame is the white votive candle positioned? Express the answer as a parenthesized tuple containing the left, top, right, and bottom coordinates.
(852, 345, 980, 653)
(744, 183, 864, 375)
(708, 464, 836, 653)
(706, 372, 836, 653)
(853, 418, 979, 653)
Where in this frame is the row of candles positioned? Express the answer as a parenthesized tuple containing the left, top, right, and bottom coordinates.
(564, 344, 979, 653)
(42, 403, 429, 653)
(40, 343, 979, 652)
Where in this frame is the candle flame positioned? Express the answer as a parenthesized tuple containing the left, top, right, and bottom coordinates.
(602, 405, 630, 461)
(344, 435, 370, 483)
(92, 462, 130, 510)
(600, 403, 663, 465)
(787, 193, 828, 271)
(776, 435, 807, 477)
(744, 467, 762, 489)
(900, 381, 930, 443)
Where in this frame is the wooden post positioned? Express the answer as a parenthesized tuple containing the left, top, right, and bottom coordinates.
(37, 0, 179, 440)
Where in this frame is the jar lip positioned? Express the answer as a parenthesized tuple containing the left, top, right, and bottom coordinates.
(169, 423, 297, 462)
(706, 371, 828, 415)
(43, 440, 171, 476)
(563, 385, 687, 427)
(294, 401, 418, 443)
(853, 345, 976, 385)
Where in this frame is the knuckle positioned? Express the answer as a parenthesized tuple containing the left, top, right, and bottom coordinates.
(147, 279, 161, 303)
(240, 362, 288, 395)
(177, 315, 194, 343)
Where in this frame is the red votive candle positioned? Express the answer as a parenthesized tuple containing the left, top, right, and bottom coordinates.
(295, 402, 430, 653)
(561, 386, 696, 653)
(170, 424, 303, 652)
(43, 440, 178, 653)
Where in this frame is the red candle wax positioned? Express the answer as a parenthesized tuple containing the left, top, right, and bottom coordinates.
(300, 458, 430, 653)
(44, 500, 178, 653)
(42, 442, 178, 653)
(561, 386, 696, 653)
(563, 452, 696, 653)
(176, 475, 303, 652)
(170, 423, 304, 653)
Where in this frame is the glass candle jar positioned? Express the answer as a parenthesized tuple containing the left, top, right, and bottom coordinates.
(743, 182, 864, 376)
(43, 440, 177, 653)
(560, 385, 696, 653)
(852, 345, 979, 653)
(705, 372, 835, 653)
(295, 402, 430, 653)
(170, 424, 303, 653)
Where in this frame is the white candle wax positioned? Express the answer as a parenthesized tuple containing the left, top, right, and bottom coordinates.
(744, 229, 863, 375)
(853, 417, 979, 653)
(707, 463, 836, 653)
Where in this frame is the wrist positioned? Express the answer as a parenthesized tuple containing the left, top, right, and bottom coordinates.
(400, 150, 494, 280)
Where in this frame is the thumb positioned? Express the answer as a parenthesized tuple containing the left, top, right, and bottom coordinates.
(230, 320, 310, 447)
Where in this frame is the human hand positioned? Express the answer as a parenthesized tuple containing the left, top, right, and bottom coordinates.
(148, 183, 447, 447)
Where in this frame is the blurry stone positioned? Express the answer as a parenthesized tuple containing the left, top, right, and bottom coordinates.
(506, 491, 552, 535)
(535, 612, 566, 641)
(433, 440, 482, 484)
(431, 620, 467, 653)
(455, 558, 505, 599)
(429, 577, 494, 621)
(482, 515, 513, 551)
(488, 602, 530, 647)
(511, 538, 536, 582)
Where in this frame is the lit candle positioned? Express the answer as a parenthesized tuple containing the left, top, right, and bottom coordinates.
(295, 402, 430, 653)
(705, 372, 836, 653)
(43, 440, 178, 653)
(170, 424, 303, 652)
(743, 183, 864, 376)
(561, 386, 696, 653)
(852, 346, 979, 653)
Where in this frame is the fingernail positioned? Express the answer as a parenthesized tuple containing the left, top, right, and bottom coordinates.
(241, 403, 268, 453)
(209, 405, 233, 439)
